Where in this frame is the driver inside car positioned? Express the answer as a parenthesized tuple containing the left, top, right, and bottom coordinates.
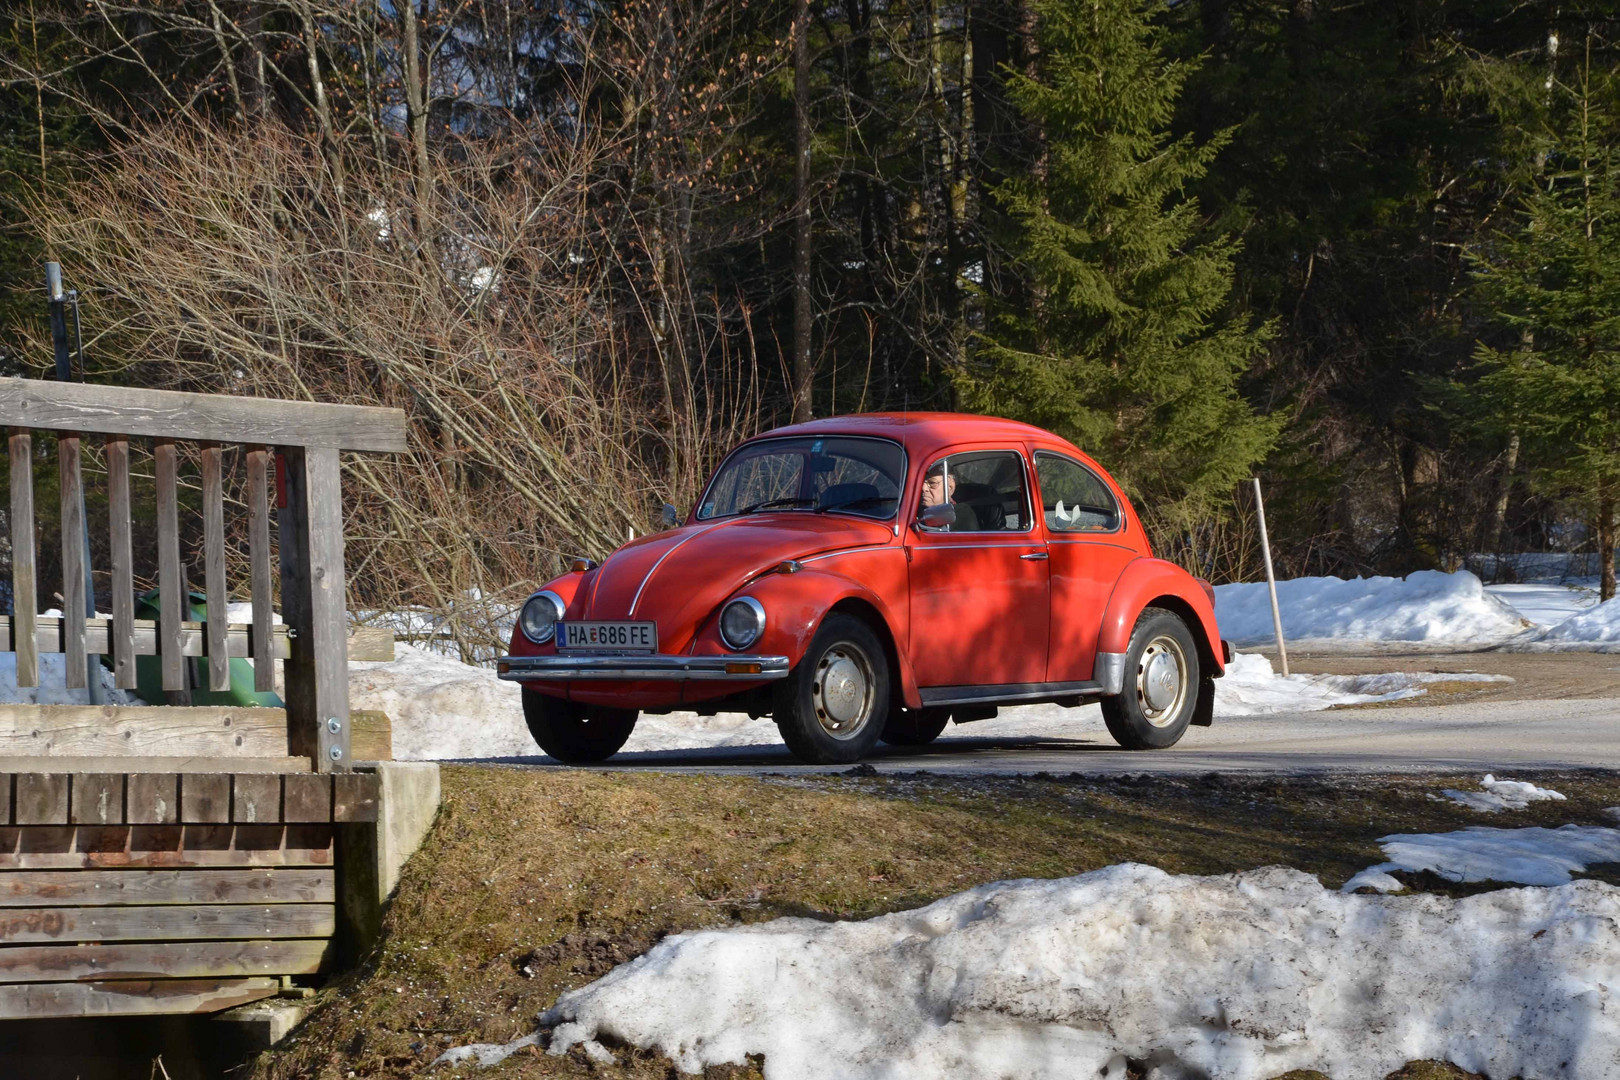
(918, 461, 979, 531)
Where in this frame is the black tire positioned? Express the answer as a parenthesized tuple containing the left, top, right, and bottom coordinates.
(881, 707, 951, 747)
(1100, 607, 1200, 750)
(522, 688, 637, 763)
(774, 613, 891, 764)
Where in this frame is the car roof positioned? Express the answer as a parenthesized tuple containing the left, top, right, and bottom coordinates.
(754, 412, 1090, 465)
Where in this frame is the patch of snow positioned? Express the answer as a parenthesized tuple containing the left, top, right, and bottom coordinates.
(1343, 824, 1620, 891)
(441, 864, 1620, 1080)
(0, 652, 143, 706)
(1483, 582, 1599, 626)
(1214, 570, 1529, 649)
(1538, 596, 1620, 645)
(1440, 774, 1567, 813)
(349, 643, 532, 761)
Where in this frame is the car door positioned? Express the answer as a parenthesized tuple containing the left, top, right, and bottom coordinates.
(1034, 450, 1139, 683)
(906, 447, 1050, 689)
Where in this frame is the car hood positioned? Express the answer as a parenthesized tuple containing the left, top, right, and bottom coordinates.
(576, 514, 894, 645)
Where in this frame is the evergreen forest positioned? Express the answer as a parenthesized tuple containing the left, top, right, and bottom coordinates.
(1, 0, 1618, 649)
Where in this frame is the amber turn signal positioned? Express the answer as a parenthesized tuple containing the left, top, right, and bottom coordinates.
(775, 559, 803, 574)
(570, 556, 599, 573)
(724, 661, 764, 675)
(497, 661, 510, 674)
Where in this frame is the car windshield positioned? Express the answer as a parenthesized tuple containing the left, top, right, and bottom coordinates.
(697, 436, 905, 521)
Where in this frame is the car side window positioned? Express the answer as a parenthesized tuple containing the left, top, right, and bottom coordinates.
(1036, 452, 1121, 533)
(919, 450, 1031, 532)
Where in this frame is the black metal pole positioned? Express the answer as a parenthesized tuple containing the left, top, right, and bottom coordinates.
(45, 262, 103, 704)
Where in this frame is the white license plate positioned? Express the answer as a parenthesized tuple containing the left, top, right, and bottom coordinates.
(556, 621, 658, 652)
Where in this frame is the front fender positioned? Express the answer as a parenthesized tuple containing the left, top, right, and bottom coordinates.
(1098, 558, 1225, 677)
(505, 571, 588, 659)
(700, 568, 922, 710)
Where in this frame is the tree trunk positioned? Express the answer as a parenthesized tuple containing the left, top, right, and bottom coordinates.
(400, 0, 435, 212)
(1488, 430, 1519, 550)
(791, 0, 814, 423)
(1602, 489, 1616, 602)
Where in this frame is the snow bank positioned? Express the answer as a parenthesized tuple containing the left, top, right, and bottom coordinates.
(1441, 775, 1567, 813)
(0, 652, 141, 706)
(1344, 824, 1620, 891)
(1211, 653, 1507, 715)
(349, 643, 533, 760)
(441, 864, 1620, 1080)
(1539, 596, 1620, 645)
(1214, 570, 1529, 648)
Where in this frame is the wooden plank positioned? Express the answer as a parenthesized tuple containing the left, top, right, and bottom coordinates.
(232, 774, 280, 823)
(0, 868, 334, 906)
(0, 614, 375, 661)
(281, 774, 330, 824)
(0, 937, 331, 983)
(0, 705, 290, 759)
(0, 902, 334, 944)
(155, 439, 185, 695)
(70, 774, 124, 826)
(180, 774, 231, 824)
(105, 436, 137, 690)
(0, 976, 279, 1019)
(13, 775, 68, 825)
(58, 433, 86, 689)
(279, 447, 350, 772)
(126, 774, 177, 825)
(0, 757, 309, 775)
(331, 773, 379, 822)
(0, 376, 407, 453)
(201, 444, 230, 692)
(349, 710, 392, 761)
(0, 825, 333, 869)
(0, 775, 9, 825)
(9, 430, 36, 689)
(248, 447, 274, 693)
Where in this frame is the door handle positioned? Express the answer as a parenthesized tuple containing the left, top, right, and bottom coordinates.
(1020, 551, 1049, 561)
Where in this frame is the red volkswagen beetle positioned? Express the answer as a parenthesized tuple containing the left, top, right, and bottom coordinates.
(498, 413, 1230, 764)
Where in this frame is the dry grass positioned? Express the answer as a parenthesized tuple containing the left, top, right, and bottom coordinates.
(251, 766, 1620, 1079)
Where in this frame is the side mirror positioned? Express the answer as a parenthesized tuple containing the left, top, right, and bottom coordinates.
(660, 503, 680, 529)
(915, 503, 957, 530)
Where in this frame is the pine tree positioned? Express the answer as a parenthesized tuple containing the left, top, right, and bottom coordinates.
(1471, 34, 1620, 600)
(959, 0, 1278, 538)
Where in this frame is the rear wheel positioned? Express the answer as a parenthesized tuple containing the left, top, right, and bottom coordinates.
(522, 688, 637, 763)
(881, 707, 950, 747)
(1101, 608, 1199, 750)
(774, 614, 891, 764)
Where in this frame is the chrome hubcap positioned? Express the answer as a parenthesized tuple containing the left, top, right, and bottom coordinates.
(812, 644, 875, 740)
(1137, 637, 1187, 727)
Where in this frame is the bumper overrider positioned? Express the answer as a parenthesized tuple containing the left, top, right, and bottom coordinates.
(496, 653, 791, 682)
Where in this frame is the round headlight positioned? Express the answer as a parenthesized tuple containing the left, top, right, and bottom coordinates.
(519, 590, 567, 644)
(719, 597, 766, 651)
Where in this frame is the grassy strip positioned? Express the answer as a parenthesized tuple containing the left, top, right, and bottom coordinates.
(253, 766, 1620, 1079)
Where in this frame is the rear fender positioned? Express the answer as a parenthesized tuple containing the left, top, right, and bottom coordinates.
(1098, 558, 1226, 682)
(722, 569, 922, 710)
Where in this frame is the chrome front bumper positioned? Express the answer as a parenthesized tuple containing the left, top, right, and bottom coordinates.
(496, 653, 791, 682)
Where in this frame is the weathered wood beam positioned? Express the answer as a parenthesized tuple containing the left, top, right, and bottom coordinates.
(0, 976, 280, 1019)
(106, 437, 137, 690)
(57, 434, 85, 689)
(0, 902, 335, 944)
(0, 616, 393, 661)
(0, 376, 407, 453)
(0, 938, 331, 982)
(0, 867, 334, 906)
(201, 445, 230, 692)
(8, 431, 35, 689)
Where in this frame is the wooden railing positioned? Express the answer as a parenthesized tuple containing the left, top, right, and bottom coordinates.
(0, 377, 407, 772)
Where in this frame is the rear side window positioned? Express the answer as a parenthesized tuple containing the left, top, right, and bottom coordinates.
(1036, 452, 1121, 533)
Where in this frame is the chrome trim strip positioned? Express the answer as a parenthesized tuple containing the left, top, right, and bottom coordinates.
(628, 521, 725, 616)
(919, 679, 1106, 707)
(1094, 651, 1128, 695)
(799, 544, 894, 564)
(910, 541, 1044, 550)
(498, 653, 791, 682)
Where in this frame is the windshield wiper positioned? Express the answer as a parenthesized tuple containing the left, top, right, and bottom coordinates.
(815, 495, 897, 514)
(737, 497, 816, 515)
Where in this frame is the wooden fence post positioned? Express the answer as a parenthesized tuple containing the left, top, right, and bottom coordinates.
(278, 447, 351, 772)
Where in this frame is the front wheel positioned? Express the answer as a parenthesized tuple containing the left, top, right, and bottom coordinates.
(522, 688, 637, 763)
(774, 614, 891, 764)
(1100, 608, 1200, 750)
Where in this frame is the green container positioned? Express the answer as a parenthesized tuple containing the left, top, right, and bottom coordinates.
(130, 588, 284, 708)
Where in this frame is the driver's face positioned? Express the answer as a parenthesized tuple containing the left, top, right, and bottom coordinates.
(921, 472, 952, 507)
